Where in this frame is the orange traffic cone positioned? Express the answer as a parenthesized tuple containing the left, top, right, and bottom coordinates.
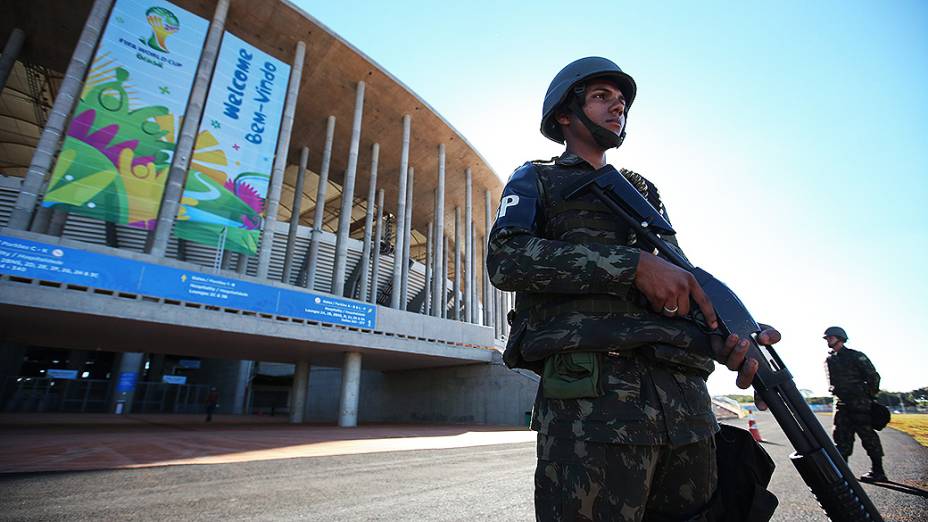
(748, 412, 764, 442)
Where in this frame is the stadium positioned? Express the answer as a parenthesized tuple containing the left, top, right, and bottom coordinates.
(0, 0, 540, 426)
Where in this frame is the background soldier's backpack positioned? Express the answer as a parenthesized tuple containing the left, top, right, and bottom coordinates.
(871, 401, 891, 431)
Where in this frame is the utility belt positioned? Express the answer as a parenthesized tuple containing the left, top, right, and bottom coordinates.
(522, 294, 640, 323)
(542, 347, 709, 400)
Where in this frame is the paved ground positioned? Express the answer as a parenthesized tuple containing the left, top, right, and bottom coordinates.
(0, 412, 925, 521)
(0, 414, 535, 473)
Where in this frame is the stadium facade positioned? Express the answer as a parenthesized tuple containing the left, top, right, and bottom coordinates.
(0, 0, 538, 426)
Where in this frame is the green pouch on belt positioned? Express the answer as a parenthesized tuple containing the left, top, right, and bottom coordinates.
(542, 352, 602, 399)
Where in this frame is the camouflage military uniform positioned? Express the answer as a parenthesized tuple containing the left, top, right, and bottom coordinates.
(488, 153, 720, 521)
(826, 346, 882, 461)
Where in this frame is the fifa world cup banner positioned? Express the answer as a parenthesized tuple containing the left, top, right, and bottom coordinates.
(172, 32, 291, 256)
(42, 0, 208, 229)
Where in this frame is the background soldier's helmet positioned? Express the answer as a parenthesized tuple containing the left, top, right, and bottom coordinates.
(540, 57, 637, 146)
(823, 326, 848, 342)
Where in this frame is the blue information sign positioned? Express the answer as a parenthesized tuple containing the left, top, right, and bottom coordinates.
(46, 369, 79, 380)
(0, 235, 377, 329)
(116, 371, 138, 393)
(178, 359, 201, 369)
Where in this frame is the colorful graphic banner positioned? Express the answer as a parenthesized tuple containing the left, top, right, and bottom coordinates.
(0, 235, 377, 329)
(43, 0, 208, 230)
(172, 32, 291, 256)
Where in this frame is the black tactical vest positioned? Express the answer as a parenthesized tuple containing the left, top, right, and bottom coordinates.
(826, 347, 874, 401)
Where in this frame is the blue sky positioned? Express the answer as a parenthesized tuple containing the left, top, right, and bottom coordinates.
(294, 0, 928, 396)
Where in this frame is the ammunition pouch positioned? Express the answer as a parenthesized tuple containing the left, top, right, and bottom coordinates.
(501, 311, 544, 374)
(541, 352, 603, 399)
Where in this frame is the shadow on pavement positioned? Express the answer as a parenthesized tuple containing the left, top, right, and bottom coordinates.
(867, 480, 928, 499)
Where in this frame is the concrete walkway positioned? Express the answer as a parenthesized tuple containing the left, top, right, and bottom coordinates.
(0, 414, 535, 474)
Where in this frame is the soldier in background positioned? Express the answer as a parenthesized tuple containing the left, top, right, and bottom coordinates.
(487, 56, 782, 521)
(824, 326, 886, 482)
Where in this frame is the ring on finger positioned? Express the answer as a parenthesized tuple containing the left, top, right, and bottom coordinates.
(662, 304, 679, 314)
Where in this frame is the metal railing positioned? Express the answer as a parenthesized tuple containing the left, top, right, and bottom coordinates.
(0, 376, 210, 414)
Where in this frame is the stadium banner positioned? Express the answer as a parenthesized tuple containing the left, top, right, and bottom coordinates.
(172, 31, 291, 256)
(42, 0, 209, 230)
(0, 235, 377, 329)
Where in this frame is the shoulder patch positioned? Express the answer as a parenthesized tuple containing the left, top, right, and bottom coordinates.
(492, 162, 542, 235)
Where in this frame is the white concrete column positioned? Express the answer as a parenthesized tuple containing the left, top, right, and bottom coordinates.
(424, 221, 432, 314)
(0, 28, 25, 98)
(332, 81, 366, 296)
(505, 292, 512, 337)
(369, 188, 385, 303)
(233, 360, 254, 415)
(9, 0, 114, 230)
(453, 207, 461, 320)
(484, 190, 494, 328)
(400, 166, 414, 308)
(464, 168, 473, 322)
(358, 144, 380, 301)
(390, 115, 411, 308)
(431, 145, 446, 316)
(471, 223, 477, 322)
(304, 116, 336, 289)
(282, 146, 309, 284)
(145, 0, 229, 254)
(338, 352, 362, 427)
(290, 361, 310, 424)
(495, 288, 502, 338)
(111, 352, 144, 415)
(256, 40, 306, 278)
(441, 234, 449, 318)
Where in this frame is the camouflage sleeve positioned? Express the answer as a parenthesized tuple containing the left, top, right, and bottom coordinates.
(857, 351, 881, 396)
(486, 163, 640, 296)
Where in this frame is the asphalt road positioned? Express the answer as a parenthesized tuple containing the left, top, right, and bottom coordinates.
(0, 412, 925, 521)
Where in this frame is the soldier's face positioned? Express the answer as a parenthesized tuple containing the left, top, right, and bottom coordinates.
(582, 79, 627, 137)
(825, 335, 840, 349)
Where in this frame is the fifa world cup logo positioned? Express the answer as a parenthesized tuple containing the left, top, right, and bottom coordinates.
(143, 6, 180, 52)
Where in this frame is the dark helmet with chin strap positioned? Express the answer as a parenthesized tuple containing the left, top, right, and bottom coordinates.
(823, 326, 848, 342)
(540, 56, 637, 149)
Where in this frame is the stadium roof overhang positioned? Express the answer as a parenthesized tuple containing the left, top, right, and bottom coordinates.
(2, 0, 504, 253)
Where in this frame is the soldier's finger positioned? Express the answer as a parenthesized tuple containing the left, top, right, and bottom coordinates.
(649, 297, 664, 314)
(736, 358, 759, 389)
(754, 391, 768, 411)
(726, 338, 749, 371)
(677, 296, 692, 317)
(717, 334, 738, 359)
(757, 328, 781, 346)
(690, 283, 718, 330)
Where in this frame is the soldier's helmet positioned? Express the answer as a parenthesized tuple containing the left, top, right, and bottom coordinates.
(540, 57, 637, 147)
(823, 326, 848, 342)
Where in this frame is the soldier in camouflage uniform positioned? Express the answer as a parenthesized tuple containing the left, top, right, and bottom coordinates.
(823, 326, 886, 482)
(487, 56, 782, 521)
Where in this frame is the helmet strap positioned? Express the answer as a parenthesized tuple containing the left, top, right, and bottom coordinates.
(569, 85, 626, 149)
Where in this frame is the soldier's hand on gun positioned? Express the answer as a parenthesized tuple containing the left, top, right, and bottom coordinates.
(713, 328, 782, 410)
(634, 252, 718, 328)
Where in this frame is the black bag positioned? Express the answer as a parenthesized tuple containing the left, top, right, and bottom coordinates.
(870, 401, 891, 431)
(709, 424, 779, 521)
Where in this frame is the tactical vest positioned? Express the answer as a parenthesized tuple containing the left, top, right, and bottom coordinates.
(826, 347, 873, 401)
(511, 160, 714, 375)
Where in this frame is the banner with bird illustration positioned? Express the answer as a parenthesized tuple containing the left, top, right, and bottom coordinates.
(43, 0, 209, 230)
